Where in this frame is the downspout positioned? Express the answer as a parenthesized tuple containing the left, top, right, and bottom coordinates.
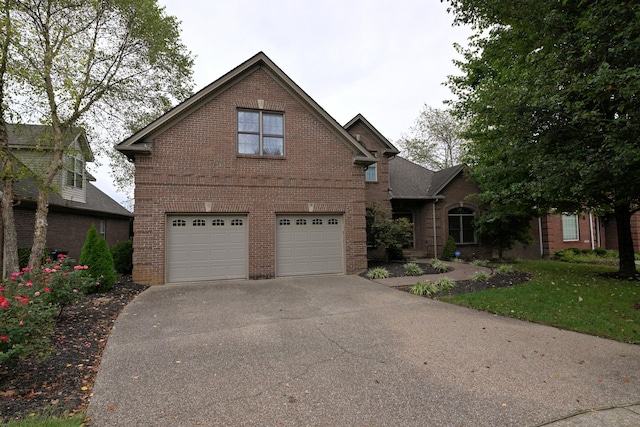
(589, 213, 595, 250)
(432, 200, 438, 258)
(538, 217, 544, 258)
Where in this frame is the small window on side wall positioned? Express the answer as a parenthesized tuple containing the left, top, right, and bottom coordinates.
(365, 162, 377, 182)
(562, 214, 579, 241)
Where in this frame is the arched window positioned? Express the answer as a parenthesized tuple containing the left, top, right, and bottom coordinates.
(448, 207, 476, 244)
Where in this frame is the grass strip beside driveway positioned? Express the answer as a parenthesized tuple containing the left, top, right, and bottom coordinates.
(440, 260, 640, 344)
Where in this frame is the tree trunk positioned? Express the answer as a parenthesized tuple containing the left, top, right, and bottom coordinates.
(1, 177, 19, 275)
(28, 186, 50, 267)
(614, 203, 638, 278)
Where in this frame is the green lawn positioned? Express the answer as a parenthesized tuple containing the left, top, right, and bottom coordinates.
(440, 260, 640, 344)
(2, 412, 85, 427)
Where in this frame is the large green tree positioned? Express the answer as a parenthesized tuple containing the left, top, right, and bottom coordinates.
(4, 0, 193, 267)
(445, 0, 640, 277)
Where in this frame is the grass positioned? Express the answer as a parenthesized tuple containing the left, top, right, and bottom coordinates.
(2, 411, 85, 426)
(440, 260, 640, 344)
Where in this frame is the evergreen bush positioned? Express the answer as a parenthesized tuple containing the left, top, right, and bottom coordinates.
(111, 239, 133, 274)
(79, 225, 116, 292)
(441, 235, 457, 261)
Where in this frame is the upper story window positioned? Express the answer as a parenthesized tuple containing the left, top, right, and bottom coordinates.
(237, 110, 284, 156)
(65, 154, 84, 189)
(448, 207, 476, 244)
(365, 152, 378, 182)
(562, 214, 579, 241)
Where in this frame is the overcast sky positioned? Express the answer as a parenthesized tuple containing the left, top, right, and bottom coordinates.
(93, 0, 472, 206)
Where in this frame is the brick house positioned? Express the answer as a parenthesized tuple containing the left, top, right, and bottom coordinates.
(1, 124, 133, 275)
(118, 52, 638, 285)
(117, 52, 376, 285)
(385, 156, 638, 260)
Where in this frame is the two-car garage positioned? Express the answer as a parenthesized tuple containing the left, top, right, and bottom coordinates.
(166, 214, 344, 283)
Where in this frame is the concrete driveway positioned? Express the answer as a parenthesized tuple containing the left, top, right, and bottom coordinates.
(87, 276, 640, 426)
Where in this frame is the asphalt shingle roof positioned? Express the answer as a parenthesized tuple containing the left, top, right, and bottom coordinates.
(389, 156, 465, 199)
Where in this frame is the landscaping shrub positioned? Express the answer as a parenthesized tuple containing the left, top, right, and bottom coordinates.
(471, 259, 490, 267)
(0, 256, 93, 364)
(431, 259, 449, 273)
(79, 225, 116, 292)
(403, 262, 424, 276)
(441, 235, 457, 261)
(18, 247, 52, 269)
(495, 264, 515, 274)
(593, 248, 607, 257)
(410, 281, 439, 296)
(111, 239, 133, 275)
(434, 277, 455, 291)
(472, 271, 490, 282)
(366, 267, 390, 279)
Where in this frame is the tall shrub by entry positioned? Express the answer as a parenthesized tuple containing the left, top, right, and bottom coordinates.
(79, 225, 116, 291)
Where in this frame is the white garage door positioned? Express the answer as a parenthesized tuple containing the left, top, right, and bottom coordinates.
(276, 214, 344, 276)
(166, 215, 247, 282)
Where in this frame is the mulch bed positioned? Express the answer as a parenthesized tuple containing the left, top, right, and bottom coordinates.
(0, 276, 148, 422)
(362, 260, 531, 297)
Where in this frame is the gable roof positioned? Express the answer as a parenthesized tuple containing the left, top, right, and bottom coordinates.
(13, 176, 132, 217)
(7, 124, 94, 162)
(389, 156, 466, 199)
(344, 114, 400, 156)
(116, 52, 376, 165)
(427, 164, 467, 196)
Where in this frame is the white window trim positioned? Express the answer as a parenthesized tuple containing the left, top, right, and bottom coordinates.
(562, 214, 579, 241)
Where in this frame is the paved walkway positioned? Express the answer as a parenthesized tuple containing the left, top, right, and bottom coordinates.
(373, 260, 492, 287)
(87, 275, 640, 426)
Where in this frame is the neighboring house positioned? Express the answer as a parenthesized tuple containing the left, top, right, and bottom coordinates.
(1, 124, 133, 274)
(387, 155, 639, 259)
(117, 52, 376, 285)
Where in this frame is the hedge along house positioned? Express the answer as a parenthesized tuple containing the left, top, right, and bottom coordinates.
(117, 52, 377, 285)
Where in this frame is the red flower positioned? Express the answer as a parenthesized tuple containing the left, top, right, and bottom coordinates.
(1, 335, 7, 342)
(0, 296, 9, 309)
(43, 287, 51, 292)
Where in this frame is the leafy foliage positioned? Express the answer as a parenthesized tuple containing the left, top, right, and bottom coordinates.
(471, 271, 490, 283)
(366, 267, 390, 279)
(403, 262, 424, 276)
(371, 217, 413, 261)
(446, 0, 640, 276)
(434, 277, 456, 291)
(410, 281, 439, 297)
(0, 256, 93, 364)
(441, 235, 457, 261)
(431, 259, 450, 273)
(79, 226, 116, 292)
(111, 239, 133, 275)
(399, 105, 468, 170)
(495, 264, 515, 274)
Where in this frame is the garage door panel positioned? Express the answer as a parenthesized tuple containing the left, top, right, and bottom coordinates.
(276, 215, 344, 277)
(167, 215, 247, 282)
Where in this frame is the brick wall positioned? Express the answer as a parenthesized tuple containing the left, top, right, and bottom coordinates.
(132, 68, 368, 284)
(12, 205, 130, 262)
